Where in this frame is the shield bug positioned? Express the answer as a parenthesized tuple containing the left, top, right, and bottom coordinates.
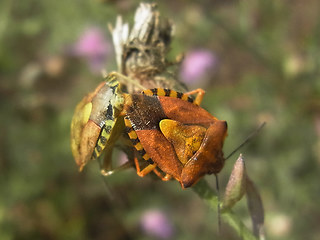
(70, 74, 126, 172)
(122, 88, 228, 188)
(70, 72, 148, 174)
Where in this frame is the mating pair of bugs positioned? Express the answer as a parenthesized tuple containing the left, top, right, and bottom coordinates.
(71, 72, 228, 188)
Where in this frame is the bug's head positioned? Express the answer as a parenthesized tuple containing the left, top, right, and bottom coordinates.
(180, 120, 228, 188)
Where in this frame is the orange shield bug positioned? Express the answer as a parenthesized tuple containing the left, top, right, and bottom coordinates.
(71, 72, 227, 188)
(122, 88, 227, 188)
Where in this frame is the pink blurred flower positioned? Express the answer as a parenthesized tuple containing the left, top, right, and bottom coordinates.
(140, 209, 174, 239)
(180, 49, 218, 86)
(72, 27, 111, 73)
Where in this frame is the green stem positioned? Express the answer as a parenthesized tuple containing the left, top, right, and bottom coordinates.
(192, 179, 258, 240)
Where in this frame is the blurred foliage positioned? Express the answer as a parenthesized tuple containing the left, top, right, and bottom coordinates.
(1, 0, 320, 239)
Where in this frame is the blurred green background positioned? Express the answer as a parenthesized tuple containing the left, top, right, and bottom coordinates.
(1, 0, 319, 239)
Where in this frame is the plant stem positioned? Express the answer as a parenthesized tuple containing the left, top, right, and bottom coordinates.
(192, 179, 258, 240)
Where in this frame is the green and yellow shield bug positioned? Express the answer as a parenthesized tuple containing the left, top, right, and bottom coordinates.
(70, 73, 125, 171)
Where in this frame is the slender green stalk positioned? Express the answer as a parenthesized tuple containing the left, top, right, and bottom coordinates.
(192, 179, 258, 240)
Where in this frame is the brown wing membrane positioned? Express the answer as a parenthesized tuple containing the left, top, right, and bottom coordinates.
(126, 94, 167, 130)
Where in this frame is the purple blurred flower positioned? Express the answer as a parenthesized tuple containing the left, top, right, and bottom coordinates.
(140, 209, 174, 239)
(180, 49, 218, 86)
(72, 27, 111, 73)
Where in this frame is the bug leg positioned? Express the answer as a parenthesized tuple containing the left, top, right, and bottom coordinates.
(134, 156, 172, 181)
(99, 145, 114, 172)
(101, 160, 134, 176)
(184, 88, 206, 105)
(134, 155, 158, 177)
(152, 169, 172, 181)
(99, 141, 134, 176)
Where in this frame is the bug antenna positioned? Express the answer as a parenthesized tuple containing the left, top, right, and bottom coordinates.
(215, 174, 221, 234)
(225, 122, 266, 160)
